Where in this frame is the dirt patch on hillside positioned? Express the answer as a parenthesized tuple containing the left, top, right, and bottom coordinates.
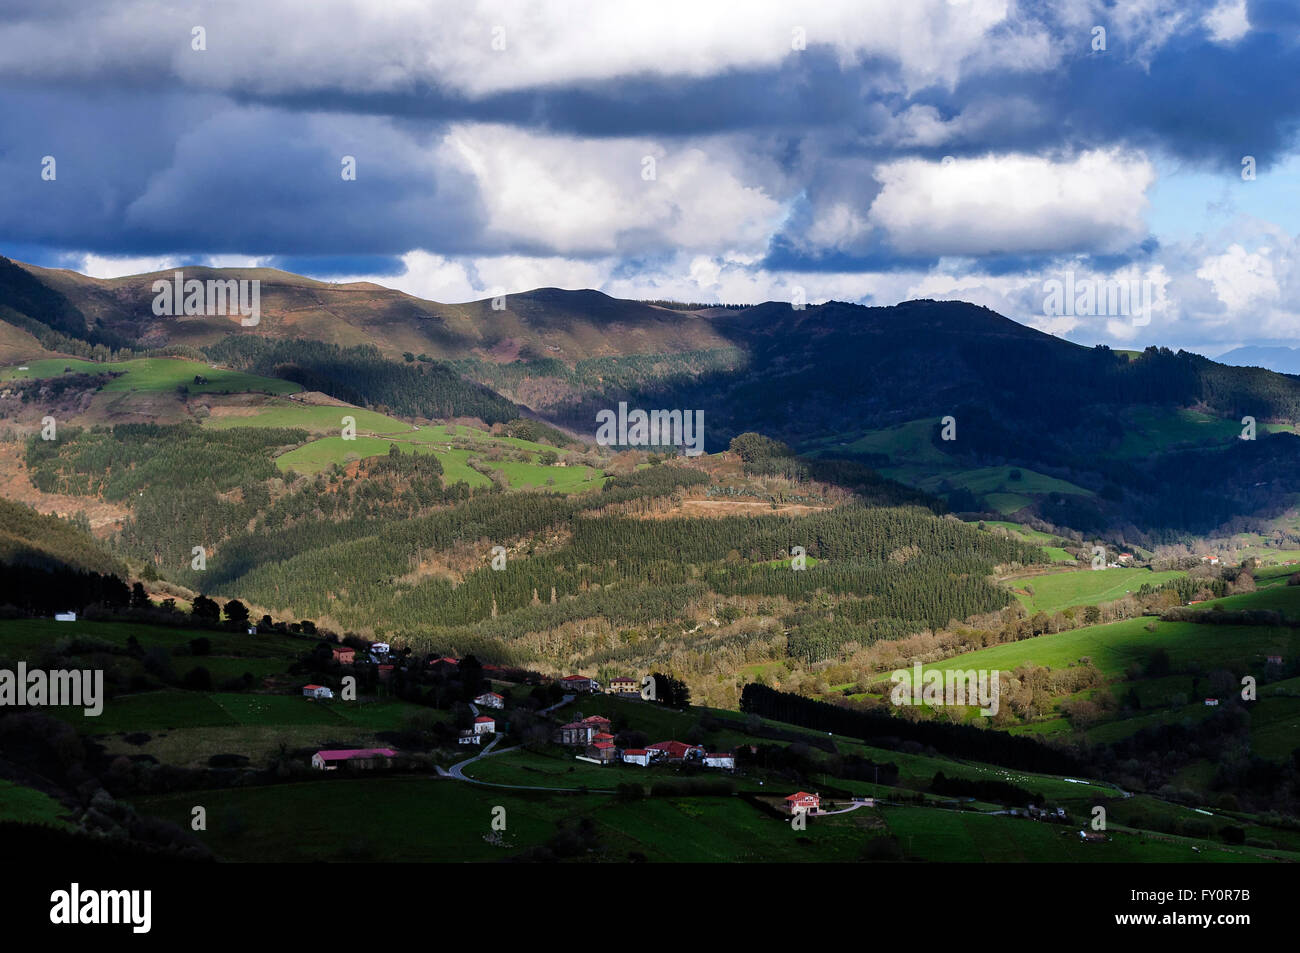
(639, 498, 832, 519)
(0, 442, 129, 536)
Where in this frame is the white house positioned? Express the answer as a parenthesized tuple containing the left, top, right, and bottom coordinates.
(473, 715, 495, 734)
(371, 641, 391, 657)
(703, 752, 735, 770)
(1204, 698, 1219, 707)
(458, 731, 482, 745)
(302, 684, 334, 700)
(54, 611, 77, 622)
(622, 749, 652, 767)
(474, 691, 505, 709)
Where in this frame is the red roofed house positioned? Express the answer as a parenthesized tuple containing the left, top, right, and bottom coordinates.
(332, 646, 355, 664)
(622, 748, 652, 767)
(377, 664, 394, 682)
(560, 675, 599, 693)
(581, 715, 612, 730)
(474, 691, 505, 709)
(647, 740, 704, 763)
(703, 752, 735, 770)
(473, 715, 496, 734)
(311, 748, 396, 770)
(592, 732, 615, 744)
(302, 684, 334, 700)
(586, 741, 618, 764)
(785, 791, 820, 814)
(1204, 698, 1219, 707)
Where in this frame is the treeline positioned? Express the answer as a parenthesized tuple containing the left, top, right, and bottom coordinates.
(206, 337, 519, 423)
(739, 683, 1081, 774)
(930, 771, 1043, 807)
(0, 560, 130, 614)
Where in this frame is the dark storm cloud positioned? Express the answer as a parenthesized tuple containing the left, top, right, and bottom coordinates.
(0, 1, 1297, 271)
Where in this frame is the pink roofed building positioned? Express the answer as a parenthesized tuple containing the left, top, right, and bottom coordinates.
(311, 748, 397, 770)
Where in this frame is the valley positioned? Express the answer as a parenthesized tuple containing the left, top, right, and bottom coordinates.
(1, 261, 1299, 866)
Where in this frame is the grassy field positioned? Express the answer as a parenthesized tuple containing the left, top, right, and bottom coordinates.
(204, 400, 403, 434)
(463, 748, 620, 788)
(128, 775, 1293, 863)
(0, 781, 73, 828)
(1007, 567, 1185, 614)
(0, 357, 299, 396)
(976, 520, 1077, 562)
(1111, 407, 1299, 458)
(901, 617, 1295, 684)
(134, 778, 601, 862)
(880, 805, 1291, 862)
(0, 617, 307, 660)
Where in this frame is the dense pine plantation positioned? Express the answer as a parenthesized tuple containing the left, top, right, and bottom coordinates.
(205, 338, 520, 423)
(13, 416, 1049, 703)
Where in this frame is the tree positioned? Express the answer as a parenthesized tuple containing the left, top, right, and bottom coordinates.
(130, 582, 152, 610)
(191, 594, 221, 622)
(728, 432, 791, 463)
(181, 666, 213, 690)
(651, 672, 691, 707)
(223, 599, 250, 626)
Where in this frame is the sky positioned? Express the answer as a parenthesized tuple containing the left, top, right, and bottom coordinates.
(2, 0, 1299, 357)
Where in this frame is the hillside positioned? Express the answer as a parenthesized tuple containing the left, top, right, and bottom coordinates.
(9, 257, 1300, 541)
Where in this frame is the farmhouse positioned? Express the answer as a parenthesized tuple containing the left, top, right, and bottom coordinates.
(580, 715, 612, 731)
(647, 740, 704, 763)
(302, 684, 334, 700)
(622, 748, 652, 767)
(703, 752, 735, 770)
(370, 641, 391, 657)
(608, 676, 639, 697)
(473, 715, 496, 734)
(1204, 698, 1219, 707)
(555, 721, 596, 746)
(474, 691, 505, 709)
(560, 674, 599, 693)
(785, 792, 820, 814)
(332, 646, 355, 664)
(311, 748, 396, 770)
(586, 741, 618, 763)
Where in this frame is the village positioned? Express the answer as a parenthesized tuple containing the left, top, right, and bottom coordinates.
(287, 648, 874, 815)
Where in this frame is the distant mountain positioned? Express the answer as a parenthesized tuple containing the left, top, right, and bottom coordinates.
(7, 256, 1300, 538)
(0, 258, 733, 363)
(1216, 345, 1300, 376)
